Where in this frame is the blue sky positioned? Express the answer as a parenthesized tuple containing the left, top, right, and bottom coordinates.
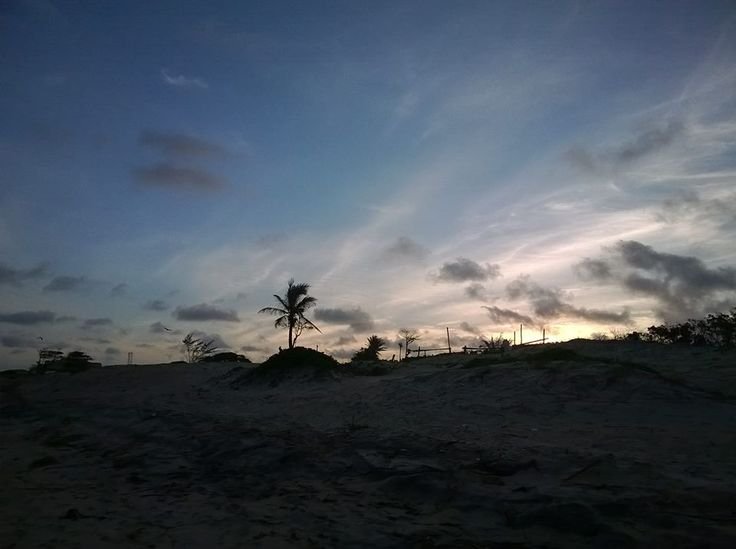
(2, 0, 736, 367)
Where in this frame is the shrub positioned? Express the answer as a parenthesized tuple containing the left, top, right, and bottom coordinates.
(31, 350, 101, 373)
(204, 352, 251, 363)
(232, 347, 339, 387)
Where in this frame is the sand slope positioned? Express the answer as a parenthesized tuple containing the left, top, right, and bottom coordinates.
(2, 341, 735, 548)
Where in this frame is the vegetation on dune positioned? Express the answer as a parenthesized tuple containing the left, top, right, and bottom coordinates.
(260, 347, 338, 370)
(258, 279, 321, 349)
(31, 350, 100, 373)
(637, 309, 736, 348)
(592, 309, 736, 348)
(352, 335, 388, 362)
(232, 347, 339, 387)
(203, 352, 251, 363)
(182, 333, 218, 363)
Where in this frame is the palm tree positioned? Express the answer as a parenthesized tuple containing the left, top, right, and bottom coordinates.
(352, 335, 387, 361)
(258, 279, 321, 349)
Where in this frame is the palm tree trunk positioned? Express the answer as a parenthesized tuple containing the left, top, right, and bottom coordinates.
(288, 322, 294, 348)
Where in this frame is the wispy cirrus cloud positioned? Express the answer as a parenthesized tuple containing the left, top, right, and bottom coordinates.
(160, 68, 208, 89)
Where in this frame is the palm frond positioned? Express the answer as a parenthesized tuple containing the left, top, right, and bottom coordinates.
(300, 315, 322, 333)
(258, 306, 287, 316)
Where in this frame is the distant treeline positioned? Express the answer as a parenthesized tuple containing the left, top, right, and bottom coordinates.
(626, 309, 736, 348)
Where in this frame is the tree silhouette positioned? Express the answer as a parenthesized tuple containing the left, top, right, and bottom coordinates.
(398, 328, 420, 359)
(352, 335, 387, 361)
(259, 278, 321, 349)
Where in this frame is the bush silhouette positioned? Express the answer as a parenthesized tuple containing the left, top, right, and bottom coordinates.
(232, 347, 339, 387)
(204, 352, 251, 363)
(31, 350, 101, 373)
(352, 335, 387, 362)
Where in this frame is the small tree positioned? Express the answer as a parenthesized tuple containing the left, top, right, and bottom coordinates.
(352, 335, 387, 361)
(182, 333, 218, 363)
(398, 328, 419, 359)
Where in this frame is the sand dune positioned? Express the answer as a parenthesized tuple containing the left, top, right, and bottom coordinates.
(2, 341, 735, 548)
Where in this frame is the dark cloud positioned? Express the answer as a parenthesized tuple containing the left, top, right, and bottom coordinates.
(150, 321, 181, 334)
(575, 258, 613, 281)
(314, 307, 375, 332)
(133, 163, 225, 191)
(144, 299, 169, 311)
(464, 283, 487, 300)
(105, 347, 120, 355)
(139, 130, 226, 158)
(567, 120, 685, 174)
(382, 237, 429, 262)
(1, 335, 38, 348)
(506, 276, 631, 324)
(43, 275, 87, 292)
(240, 344, 265, 353)
(82, 318, 113, 328)
(0, 262, 47, 286)
(458, 322, 481, 335)
(482, 306, 535, 327)
(174, 303, 240, 322)
(0, 310, 56, 325)
(433, 258, 501, 283)
(581, 240, 736, 321)
(80, 337, 111, 344)
(110, 283, 128, 297)
(55, 315, 77, 323)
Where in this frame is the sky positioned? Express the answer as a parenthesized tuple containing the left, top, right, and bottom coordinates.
(2, 0, 736, 368)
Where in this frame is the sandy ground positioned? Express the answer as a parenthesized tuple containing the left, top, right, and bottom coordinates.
(2, 340, 736, 548)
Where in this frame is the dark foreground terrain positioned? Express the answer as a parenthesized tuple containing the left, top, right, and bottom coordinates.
(2, 341, 735, 548)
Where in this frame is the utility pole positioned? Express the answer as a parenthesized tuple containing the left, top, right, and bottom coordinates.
(520, 324, 523, 345)
(446, 327, 452, 353)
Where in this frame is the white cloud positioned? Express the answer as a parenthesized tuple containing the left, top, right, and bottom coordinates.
(160, 69, 208, 89)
